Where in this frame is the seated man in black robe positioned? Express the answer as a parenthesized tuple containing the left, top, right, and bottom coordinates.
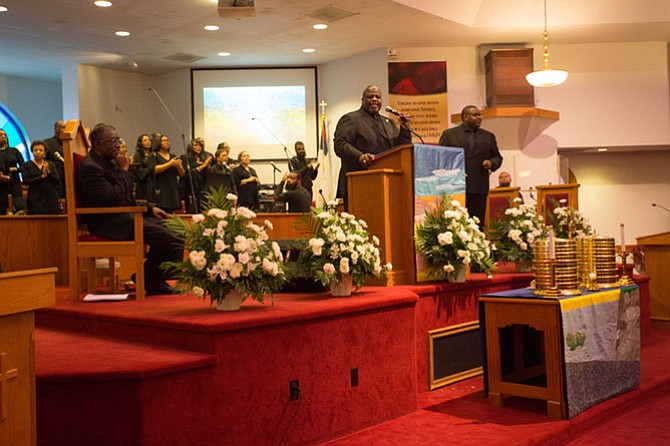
(76, 123, 183, 295)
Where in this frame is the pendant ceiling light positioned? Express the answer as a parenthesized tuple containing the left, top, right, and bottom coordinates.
(526, 0, 568, 87)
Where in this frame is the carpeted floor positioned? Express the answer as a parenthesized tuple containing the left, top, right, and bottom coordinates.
(320, 327, 670, 446)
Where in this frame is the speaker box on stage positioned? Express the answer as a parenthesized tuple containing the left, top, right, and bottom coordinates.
(276, 239, 326, 293)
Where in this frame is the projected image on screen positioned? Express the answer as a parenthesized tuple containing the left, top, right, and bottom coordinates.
(192, 67, 317, 162)
(203, 86, 306, 157)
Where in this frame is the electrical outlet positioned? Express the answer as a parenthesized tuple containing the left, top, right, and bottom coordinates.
(289, 380, 300, 401)
(350, 368, 359, 387)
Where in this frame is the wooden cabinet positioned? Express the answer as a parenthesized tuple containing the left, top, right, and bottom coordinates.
(485, 49, 535, 108)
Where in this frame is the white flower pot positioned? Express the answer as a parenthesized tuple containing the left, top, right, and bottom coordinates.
(447, 266, 467, 283)
(330, 275, 353, 297)
(216, 289, 244, 311)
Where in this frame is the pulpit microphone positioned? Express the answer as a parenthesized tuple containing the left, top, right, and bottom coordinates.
(385, 106, 424, 144)
(269, 162, 281, 172)
(385, 106, 406, 118)
(319, 189, 328, 207)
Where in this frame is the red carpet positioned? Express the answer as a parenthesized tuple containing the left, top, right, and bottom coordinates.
(33, 276, 656, 446)
(321, 327, 670, 446)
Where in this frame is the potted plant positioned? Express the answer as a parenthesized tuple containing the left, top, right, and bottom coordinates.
(415, 196, 495, 281)
(161, 188, 287, 310)
(550, 199, 593, 239)
(299, 203, 391, 296)
(489, 199, 546, 272)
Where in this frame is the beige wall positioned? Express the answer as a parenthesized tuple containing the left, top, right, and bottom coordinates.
(569, 151, 670, 241)
(67, 41, 670, 240)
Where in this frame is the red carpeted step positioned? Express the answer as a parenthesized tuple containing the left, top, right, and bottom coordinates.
(35, 328, 218, 382)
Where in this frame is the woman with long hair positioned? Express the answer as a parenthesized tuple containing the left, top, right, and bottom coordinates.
(131, 133, 153, 201)
(0, 129, 26, 211)
(147, 134, 185, 212)
(180, 137, 212, 213)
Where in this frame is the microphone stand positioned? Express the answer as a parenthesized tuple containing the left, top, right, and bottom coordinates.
(400, 120, 425, 144)
(284, 147, 293, 172)
(252, 117, 294, 171)
(149, 87, 199, 213)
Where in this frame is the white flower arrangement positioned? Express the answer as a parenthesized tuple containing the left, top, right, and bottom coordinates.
(551, 199, 593, 238)
(415, 196, 495, 278)
(161, 191, 287, 305)
(299, 206, 391, 289)
(490, 199, 546, 263)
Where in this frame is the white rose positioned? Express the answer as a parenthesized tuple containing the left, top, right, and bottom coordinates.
(236, 206, 257, 219)
(191, 286, 205, 297)
(191, 214, 206, 223)
(229, 263, 243, 279)
(339, 258, 350, 274)
(189, 250, 207, 270)
(214, 239, 227, 253)
(443, 264, 455, 273)
(323, 263, 336, 275)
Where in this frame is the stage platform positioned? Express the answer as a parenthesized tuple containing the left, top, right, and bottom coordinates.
(33, 273, 650, 446)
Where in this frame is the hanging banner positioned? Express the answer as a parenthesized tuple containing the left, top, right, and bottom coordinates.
(387, 61, 448, 144)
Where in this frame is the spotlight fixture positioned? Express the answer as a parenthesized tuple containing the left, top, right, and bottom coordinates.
(217, 52, 231, 56)
(312, 23, 328, 30)
(204, 25, 220, 31)
(526, 0, 568, 87)
(115, 30, 130, 37)
(94, 1, 112, 7)
(127, 60, 138, 69)
(302, 48, 316, 53)
(0, 5, 8, 12)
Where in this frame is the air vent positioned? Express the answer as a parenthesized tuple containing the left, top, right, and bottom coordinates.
(218, 0, 255, 19)
(163, 52, 206, 64)
(306, 5, 359, 23)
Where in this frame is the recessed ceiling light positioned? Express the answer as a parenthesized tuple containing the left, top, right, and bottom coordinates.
(115, 30, 130, 37)
(302, 48, 316, 53)
(94, 1, 112, 7)
(204, 25, 220, 31)
(597, 147, 608, 152)
(0, 6, 8, 12)
(218, 52, 231, 57)
(313, 24, 328, 30)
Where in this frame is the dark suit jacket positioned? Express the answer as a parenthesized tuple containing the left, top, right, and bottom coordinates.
(333, 107, 411, 199)
(438, 124, 502, 194)
(77, 150, 146, 240)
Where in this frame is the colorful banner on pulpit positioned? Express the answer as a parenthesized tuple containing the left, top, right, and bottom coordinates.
(413, 144, 465, 282)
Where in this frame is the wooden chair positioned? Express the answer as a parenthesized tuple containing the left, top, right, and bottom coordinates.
(60, 120, 146, 301)
(536, 183, 580, 222)
(485, 186, 521, 232)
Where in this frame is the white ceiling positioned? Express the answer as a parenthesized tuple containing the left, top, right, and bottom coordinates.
(1, 0, 669, 81)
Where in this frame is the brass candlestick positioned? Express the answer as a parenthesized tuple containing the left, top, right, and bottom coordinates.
(618, 249, 634, 286)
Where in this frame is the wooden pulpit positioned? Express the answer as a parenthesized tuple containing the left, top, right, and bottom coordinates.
(636, 231, 670, 324)
(347, 144, 415, 285)
(536, 183, 580, 222)
(0, 268, 56, 446)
